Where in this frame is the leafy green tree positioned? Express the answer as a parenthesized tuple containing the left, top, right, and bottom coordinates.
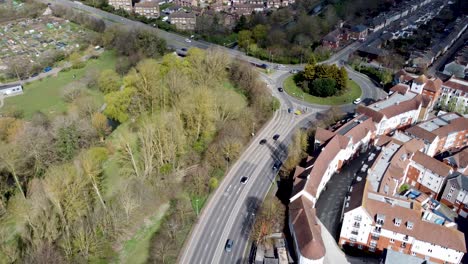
(238, 30, 253, 50)
(311, 78, 337, 97)
(252, 24, 268, 45)
(104, 87, 135, 123)
(303, 63, 315, 81)
(336, 67, 348, 90)
(97, 69, 121, 94)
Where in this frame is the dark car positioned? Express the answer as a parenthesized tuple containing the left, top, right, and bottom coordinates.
(273, 134, 280, 140)
(31, 73, 39, 78)
(273, 160, 282, 171)
(278, 87, 283, 92)
(240, 176, 249, 184)
(288, 108, 292, 113)
(225, 239, 234, 252)
(259, 139, 267, 145)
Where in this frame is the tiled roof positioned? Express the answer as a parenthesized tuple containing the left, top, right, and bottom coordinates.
(442, 76, 468, 94)
(314, 127, 335, 144)
(412, 151, 452, 177)
(363, 191, 466, 253)
(289, 197, 326, 260)
(390, 83, 409, 94)
(424, 79, 442, 93)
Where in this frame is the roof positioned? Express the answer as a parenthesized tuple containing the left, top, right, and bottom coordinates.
(0, 83, 22, 91)
(356, 105, 384, 123)
(314, 127, 335, 144)
(363, 191, 467, 252)
(135, 0, 158, 7)
(169, 11, 196, 19)
(289, 197, 326, 260)
(351, 24, 367, 33)
(451, 148, 468, 168)
(442, 76, 468, 94)
(390, 83, 409, 94)
(412, 151, 452, 177)
(414, 74, 428, 84)
(424, 79, 442, 93)
(379, 94, 424, 119)
(384, 249, 435, 264)
(448, 172, 468, 191)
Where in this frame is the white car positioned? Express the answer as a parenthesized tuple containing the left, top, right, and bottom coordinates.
(353, 98, 362, 105)
(185, 38, 191, 43)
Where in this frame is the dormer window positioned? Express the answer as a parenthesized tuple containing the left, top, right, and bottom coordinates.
(407, 221, 414, 230)
(394, 218, 402, 226)
(376, 214, 385, 225)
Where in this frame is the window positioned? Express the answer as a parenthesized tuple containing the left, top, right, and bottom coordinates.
(394, 218, 402, 226)
(407, 221, 414, 230)
(358, 244, 363, 249)
(412, 252, 416, 256)
(447, 194, 452, 199)
(428, 249, 432, 253)
(390, 238, 395, 243)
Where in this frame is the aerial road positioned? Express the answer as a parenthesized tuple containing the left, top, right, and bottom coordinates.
(35, 1, 386, 262)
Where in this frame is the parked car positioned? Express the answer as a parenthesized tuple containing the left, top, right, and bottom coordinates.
(294, 110, 302, 115)
(185, 38, 191, 43)
(278, 87, 283, 92)
(31, 73, 39, 78)
(43, 67, 52, 73)
(353, 98, 362, 104)
(225, 239, 234, 252)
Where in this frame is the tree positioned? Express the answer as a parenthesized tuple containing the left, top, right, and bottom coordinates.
(303, 63, 316, 81)
(69, 52, 83, 69)
(252, 24, 268, 45)
(238, 30, 253, 50)
(208, 177, 218, 191)
(91, 112, 110, 141)
(55, 123, 79, 161)
(97, 69, 121, 94)
(104, 87, 135, 123)
(336, 67, 348, 90)
(0, 144, 27, 198)
(283, 129, 308, 172)
(78, 147, 109, 209)
(311, 78, 337, 97)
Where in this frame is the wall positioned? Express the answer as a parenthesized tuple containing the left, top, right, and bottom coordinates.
(411, 239, 464, 264)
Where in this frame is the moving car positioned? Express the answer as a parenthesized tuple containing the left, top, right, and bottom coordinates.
(278, 87, 283, 92)
(353, 98, 361, 104)
(225, 239, 234, 252)
(273, 134, 280, 140)
(294, 110, 302, 115)
(273, 160, 282, 171)
(240, 176, 249, 184)
(259, 139, 267, 145)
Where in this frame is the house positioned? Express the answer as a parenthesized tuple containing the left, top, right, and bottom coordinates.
(440, 172, 468, 218)
(134, 0, 160, 18)
(169, 12, 196, 30)
(405, 151, 453, 198)
(230, 3, 263, 16)
(289, 197, 325, 264)
(340, 187, 466, 264)
(437, 76, 468, 114)
(174, 0, 197, 7)
(0, 83, 23, 97)
(321, 28, 348, 49)
(444, 148, 468, 175)
(108, 0, 132, 11)
(443, 61, 467, 79)
(405, 113, 468, 157)
(349, 24, 368, 40)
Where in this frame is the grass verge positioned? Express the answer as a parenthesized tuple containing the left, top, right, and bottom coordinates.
(283, 75, 362, 105)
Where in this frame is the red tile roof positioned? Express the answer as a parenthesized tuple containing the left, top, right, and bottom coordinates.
(289, 197, 326, 260)
(412, 151, 452, 177)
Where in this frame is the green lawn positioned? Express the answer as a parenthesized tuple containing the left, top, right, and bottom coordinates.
(283, 75, 362, 105)
(1, 51, 117, 119)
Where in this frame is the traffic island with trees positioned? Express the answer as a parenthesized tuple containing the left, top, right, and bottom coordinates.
(284, 58, 361, 105)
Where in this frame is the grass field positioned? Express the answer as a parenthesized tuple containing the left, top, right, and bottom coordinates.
(284, 75, 362, 105)
(1, 51, 117, 119)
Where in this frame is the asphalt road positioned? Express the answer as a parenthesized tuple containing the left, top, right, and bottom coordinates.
(35, 2, 387, 262)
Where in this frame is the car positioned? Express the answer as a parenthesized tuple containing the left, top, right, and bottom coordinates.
(273, 134, 280, 140)
(181, 48, 188, 52)
(31, 73, 39, 78)
(240, 176, 250, 184)
(273, 160, 282, 171)
(43, 66, 52, 73)
(288, 108, 292, 113)
(353, 98, 362, 104)
(294, 110, 302, 115)
(278, 87, 283, 92)
(225, 239, 234, 252)
(259, 139, 267, 145)
(185, 38, 191, 43)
